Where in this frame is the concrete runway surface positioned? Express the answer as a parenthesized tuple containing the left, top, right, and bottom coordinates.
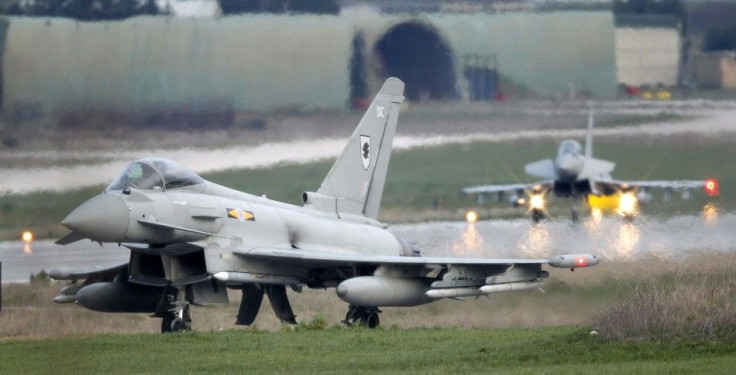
(2, 211, 734, 283)
(2, 104, 736, 195)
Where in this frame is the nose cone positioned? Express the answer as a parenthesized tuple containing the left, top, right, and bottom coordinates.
(556, 154, 584, 179)
(63, 193, 129, 242)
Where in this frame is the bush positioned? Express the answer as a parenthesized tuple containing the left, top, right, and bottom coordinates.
(595, 272, 736, 342)
(295, 314, 328, 331)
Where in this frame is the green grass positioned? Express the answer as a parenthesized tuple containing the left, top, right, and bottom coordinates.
(1, 326, 735, 374)
(201, 133, 736, 216)
(1, 133, 734, 240)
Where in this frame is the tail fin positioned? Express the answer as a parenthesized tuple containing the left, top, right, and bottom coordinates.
(311, 77, 404, 220)
(584, 101, 594, 159)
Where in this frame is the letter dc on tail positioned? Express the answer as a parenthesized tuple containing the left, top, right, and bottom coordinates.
(51, 78, 598, 333)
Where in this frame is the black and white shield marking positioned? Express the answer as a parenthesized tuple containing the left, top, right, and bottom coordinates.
(360, 135, 371, 170)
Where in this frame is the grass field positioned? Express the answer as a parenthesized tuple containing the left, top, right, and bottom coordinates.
(3, 241, 736, 373)
(1, 131, 733, 241)
(1, 326, 736, 374)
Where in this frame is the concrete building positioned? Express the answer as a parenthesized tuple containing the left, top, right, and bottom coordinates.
(0, 11, 617, 115)
(696, 52, 736, 89)
(615, 26, 681, 87)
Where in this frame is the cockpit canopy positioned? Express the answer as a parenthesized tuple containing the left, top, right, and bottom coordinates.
(107, 158, 204, 191)
(557, 140, 582, 156)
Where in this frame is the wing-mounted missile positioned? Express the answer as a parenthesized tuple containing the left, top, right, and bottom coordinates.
(425, 263, 549, 299)
(426, 281, 545, 298)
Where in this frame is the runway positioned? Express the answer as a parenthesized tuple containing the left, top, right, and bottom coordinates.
(2, 105, 736, 195)
(2, 212, 734, 284)
(393, 211, 736, 261)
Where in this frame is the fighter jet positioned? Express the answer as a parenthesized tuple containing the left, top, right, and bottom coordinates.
(463, 106, 716, 222)
(50, 78, 598, 333)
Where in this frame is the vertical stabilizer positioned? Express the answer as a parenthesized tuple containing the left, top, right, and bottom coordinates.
(315, 78, 405, 220)
(585, 102, 594, 159)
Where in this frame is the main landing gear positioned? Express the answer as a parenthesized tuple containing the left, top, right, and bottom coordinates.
(161, 287, 191, 333)
(531, 208, 545, 224)
(343, 305, 381, 329)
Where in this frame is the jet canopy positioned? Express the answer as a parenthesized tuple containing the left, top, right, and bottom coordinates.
(107, 158, 204, 191)
(558, 140, 582, 156)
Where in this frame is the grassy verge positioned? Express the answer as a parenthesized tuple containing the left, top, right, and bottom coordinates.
(1, 132, 733, 241)
(3, 255, 736, 338)
(3, 257, 736, 373)
(1, 326, 735, 374)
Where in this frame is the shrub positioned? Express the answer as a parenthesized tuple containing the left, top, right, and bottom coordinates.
(595, 272, 736, 342)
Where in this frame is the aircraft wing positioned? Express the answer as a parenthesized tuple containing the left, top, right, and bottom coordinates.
(603, 179, 705, 191)
(235, 247, 597, 270)
(524, 159, 557, 180)
(462, 181, 553, 195)
(578, 158, 616, 181)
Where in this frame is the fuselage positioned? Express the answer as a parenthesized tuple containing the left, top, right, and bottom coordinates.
(64, 179, 406, 257)
(553, 139, 585, 181)
(549, 139, 592, 198)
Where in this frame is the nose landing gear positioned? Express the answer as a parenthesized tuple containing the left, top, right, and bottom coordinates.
(161, 288, 191, 333)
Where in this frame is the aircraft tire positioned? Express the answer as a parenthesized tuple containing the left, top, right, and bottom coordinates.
(161, 307, 192, 333)
(532, 209, 544, 224)
(343, 305, 380, 328)
(161, 313, 175, 333)
(365, 312, 380, 329)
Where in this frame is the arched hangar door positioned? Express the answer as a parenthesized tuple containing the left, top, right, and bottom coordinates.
(372, 21, 459, 102)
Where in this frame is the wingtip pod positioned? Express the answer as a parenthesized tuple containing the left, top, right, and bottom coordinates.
(548, 254, 599, 268)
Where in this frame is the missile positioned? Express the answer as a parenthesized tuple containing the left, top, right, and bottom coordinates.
(478, 281, 544, 294)
(425, 287, 483, 299)
(52, 294, 77, 304)
(426, 281, 544, 299)
(213, 271, 301, 285)
(336, 276, 434, 307)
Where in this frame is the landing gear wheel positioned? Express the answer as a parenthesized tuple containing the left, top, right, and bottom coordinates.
(343, 305, 381, 329)
(365, 312, 380, 329)
(161, 306, 191, 333)
(531, 209, 544, 224)
(570, 206, 579, 225)
(160, 288, 191, 333)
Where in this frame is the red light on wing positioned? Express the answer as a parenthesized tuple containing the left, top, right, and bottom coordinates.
(577, 257, 587, 267)
(704, 179, 720, 197)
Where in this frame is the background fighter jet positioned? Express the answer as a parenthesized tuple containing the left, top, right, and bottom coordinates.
(463, 106, 716, 222)
(50, 78, 598, 333)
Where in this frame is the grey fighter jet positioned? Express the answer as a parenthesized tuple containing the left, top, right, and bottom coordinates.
(51, 78, 599, 333)
(463, 106, 714, 222)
